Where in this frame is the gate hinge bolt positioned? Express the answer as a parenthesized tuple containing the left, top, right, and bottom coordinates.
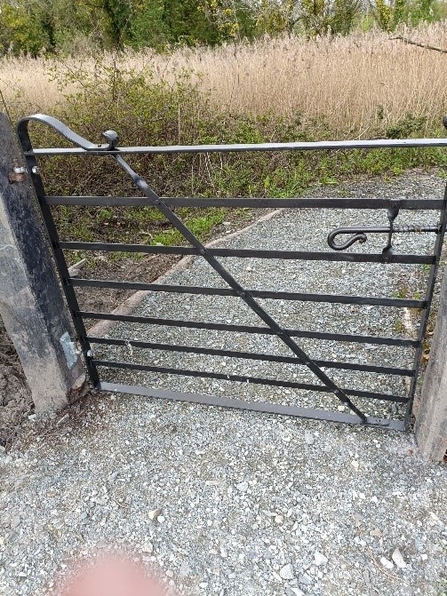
(8, 163, 27, 183)
(31, 166, 40, 175)
(86, 350, 93, 358)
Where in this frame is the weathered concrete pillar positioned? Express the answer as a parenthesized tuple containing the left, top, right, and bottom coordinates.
(415, 266, 447, 462)
(0, 113, 85, 412)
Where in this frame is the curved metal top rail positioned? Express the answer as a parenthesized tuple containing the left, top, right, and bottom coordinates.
(18, 113, 447, 156)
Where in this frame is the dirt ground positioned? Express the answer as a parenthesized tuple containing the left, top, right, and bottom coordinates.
(0, 318, 32, 449)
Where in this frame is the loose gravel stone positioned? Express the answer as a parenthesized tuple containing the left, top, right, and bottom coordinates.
(380, 557, 395, 570)
(148, 508, 162, 521)
(314, 551, 328, 566)
(142, 541, 154, 554)
(280, 563, 295, 580)
(392, 548, 407, 569)
(286, 588, 305, 596)
(304, 431, 315, 445)
(236, 481, 249, 493)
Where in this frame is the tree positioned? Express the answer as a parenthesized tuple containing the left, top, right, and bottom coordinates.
(0, 1, 52, 55)
(127, 0, 170, 50)
(254, 0, 296, 36)
(369, 0, 406, 31)
(198, 0, 256, 42)
(1, 0, 444, 56)
(299, 0, 361, 37)
(330, 0, 362, 35)
(368, 0, 444, 31)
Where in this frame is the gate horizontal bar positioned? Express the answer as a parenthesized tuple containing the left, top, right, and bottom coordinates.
(47, 195, 444, 210)
(98, 382, 406, 431)
(27, 136, 447, 156)
(80, 311, 420, 347)
(60, 241, 436, 265)
(94, 359, 409, 403)
(88, 336, 414, 376)
(97, 382, 406, 432)
(73, 278, 426, 308)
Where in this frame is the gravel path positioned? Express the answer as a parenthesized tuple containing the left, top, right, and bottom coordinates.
(1, 172, 447, 596)
(93, 172, 440, 423)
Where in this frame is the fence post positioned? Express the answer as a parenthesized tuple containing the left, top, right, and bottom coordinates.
(0, 112, 86, 412)
(415, 266, 447, 462)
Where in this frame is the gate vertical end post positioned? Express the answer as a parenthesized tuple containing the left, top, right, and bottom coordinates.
(415, 264, 447, 462)
(0, 112, 86, 412)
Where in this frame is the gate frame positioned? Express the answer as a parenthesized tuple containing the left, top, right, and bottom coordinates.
(15, 113, 447, 436)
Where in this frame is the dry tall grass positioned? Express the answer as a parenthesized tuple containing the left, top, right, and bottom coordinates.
(2, 21, 447, 136)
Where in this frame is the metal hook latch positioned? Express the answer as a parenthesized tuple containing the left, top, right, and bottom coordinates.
(328, 203, 440, 256)
(328, 223, 440, 250)
(327, 228, 368, 250)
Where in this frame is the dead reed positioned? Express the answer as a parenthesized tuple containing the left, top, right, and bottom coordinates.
(2, 21, 447, 137)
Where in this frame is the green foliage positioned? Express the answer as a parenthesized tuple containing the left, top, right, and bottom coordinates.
(371, 0, 405, 32)
(254, 0, 296, 36)
(0, 1, 53, 56)
(0, 0, 257, 55)
(198, 0, 256, 43)
(385, 113, 428, 138)
(1, 0, 447, 54)
(401, 0, 446, 26)
(330, 0, 362, 35)
(299, 0, 361, 37)
(99, 0, 133, 49)
(299, 0, 329, 36)
(370, 0, 443, 31)
(130, 0, 220, 48)
(127, 1, 170, 50)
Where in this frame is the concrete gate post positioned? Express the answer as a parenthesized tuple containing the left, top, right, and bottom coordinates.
(415, 265, 447, 462)
(0, 112, 86, 412)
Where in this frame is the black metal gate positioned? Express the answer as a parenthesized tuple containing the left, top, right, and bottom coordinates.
(17, 114, 447, 431)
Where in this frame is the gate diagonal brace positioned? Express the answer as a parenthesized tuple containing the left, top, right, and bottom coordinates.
(113, 158, 368, 422)
(17, 115, 368, 423)
(105, 135, 367, 423)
